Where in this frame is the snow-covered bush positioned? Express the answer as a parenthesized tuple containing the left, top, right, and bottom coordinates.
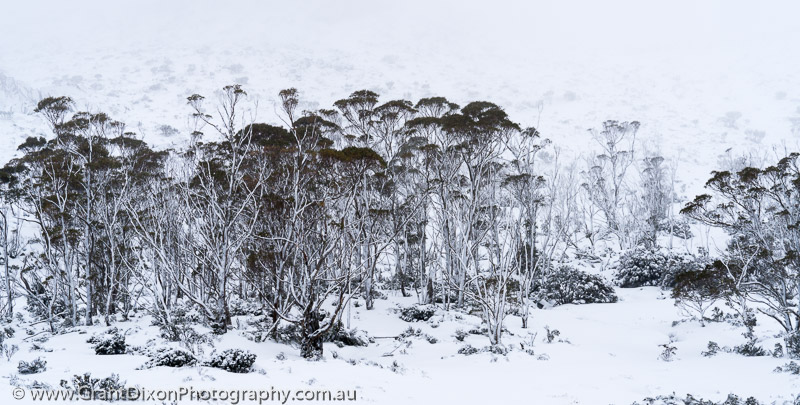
(533, 266, 617, 305)
(325, 322, 371, 347)
(93, 333, 126, 355)
(60, 373, 131, 400)
(274, 323, 302, 344)
(733, 340, 767, 357)
(18, 357, 47, 374)
(702, 341, 721, 357)
(142, 348, 197, 368)
(397, 327, 437, 344)
(615, 247, 705, 288)
(205, 349, 256, 373)
(458, 345, 479, 356)
(615, 247, 665, 287)
(329, 328, 371, 347)
(774, 361, 800, 375)
(633, 393, 761, 405)
(399, 305, 436, 322)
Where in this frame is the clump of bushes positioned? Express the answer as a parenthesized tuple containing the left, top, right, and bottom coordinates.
(615, 247, 706, 288)
(633, 393, 761, 405)
(399, 305, 436, 322)
(205, 349, 256, 373)
(18, 357, 47, 374)
(533, 266, 617, 305)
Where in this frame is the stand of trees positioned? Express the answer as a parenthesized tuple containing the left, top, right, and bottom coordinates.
(1, 86, 794, 359)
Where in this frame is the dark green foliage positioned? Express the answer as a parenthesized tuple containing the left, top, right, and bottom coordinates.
(671, 264, 731, 321)
(533, 266, 618, 305)
(247, 123, 295, 148)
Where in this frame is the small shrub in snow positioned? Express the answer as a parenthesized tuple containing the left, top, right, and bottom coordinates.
(142, 348, 197, 368)
(205, 349, 256, 373)
(733, 314, 767, 357)
(274, 323, 302, 344)
(2, 343, 18, 360)
(544, 326, 560, 344)
(458, 345, 479, 356)
(326, 323, 371, 347)
(93, 333, 126, 355)
(774, 361, 800, 375)
(453, 329, 469, 342)
(18, 357, 47, 374)
(658, 343, 677, 361)
(533, 266, 617, 305)
(399, 305, 436, 322)
(60, 373, 131, 400)
(733, 340, 767, 357)
(701, 341, 730, 357)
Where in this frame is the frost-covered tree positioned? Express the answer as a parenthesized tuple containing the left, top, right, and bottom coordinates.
(682, 152, 800, 353)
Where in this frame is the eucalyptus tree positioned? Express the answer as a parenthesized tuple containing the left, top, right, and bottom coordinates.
(183, 84, 267, 330)
(682, 153, 800, 354)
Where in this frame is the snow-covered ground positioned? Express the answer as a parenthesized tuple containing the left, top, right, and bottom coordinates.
(1, 288, 797, 404)
(1, 1, 800, 403)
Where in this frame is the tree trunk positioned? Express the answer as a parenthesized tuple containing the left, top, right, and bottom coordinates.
(300, 304, 323, 360)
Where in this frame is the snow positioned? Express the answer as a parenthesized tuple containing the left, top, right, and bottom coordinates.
(1, 288, 797, 404)
(1, 1, 800, 403)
